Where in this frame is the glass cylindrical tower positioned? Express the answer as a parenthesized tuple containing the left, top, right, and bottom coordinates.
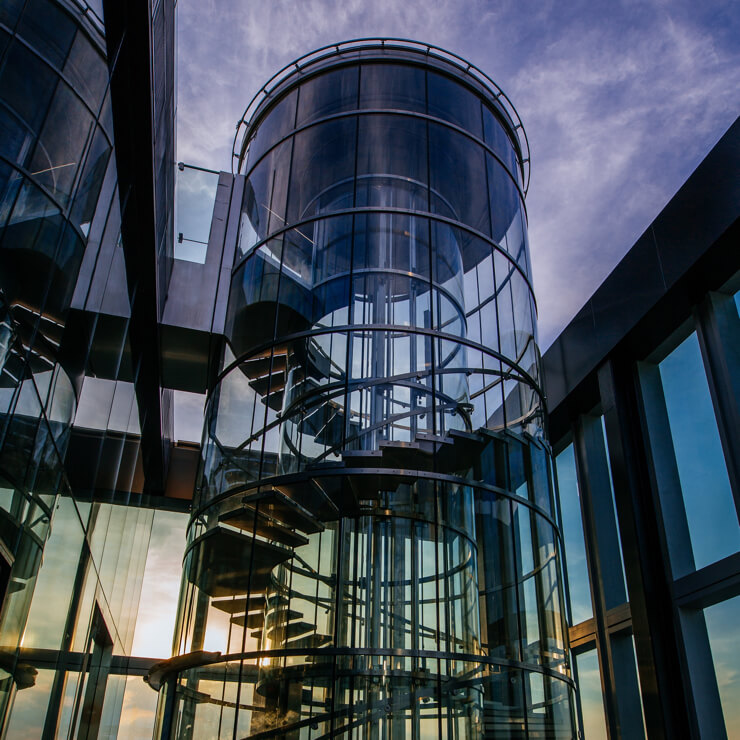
(159, 40, 576, 739)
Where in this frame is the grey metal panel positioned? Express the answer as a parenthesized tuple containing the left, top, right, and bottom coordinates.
(158, 172, 235, 392)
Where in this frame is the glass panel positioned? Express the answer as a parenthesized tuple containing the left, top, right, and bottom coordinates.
(487, 152, 521, 248)
(600, 416, 628, 598)
(1, 668, 55, 739)
(0, 41, 58, 143)
(704, 595, 740, 737)
(29, 80, 93, 208)
(240, 138, 292, 252)
(659, 332, 739, 569)
(482, 104, 520, 185)
(555, 443, 592, 623)
(63, 30, 108, 111)
(70, 124, 111, 235)
(246, 88, 297, 168)
(427, 70, 483, 139)
(287, 116, 356, 223)
(0, 0, 24, 27)
(429, 123, 490, 237)
(132, 510, 190, 657)
(359, 62, 426, 113)
(356, 114, 427, 211)
(21, 496, 85, 650)
(175, 165, 219, 263)
(74, 376, 115, 429)
(17, 0, 76, 69)
(575, 649, 608, 740)
(116, 675, 160, 739)
(295, 65, 359, 126)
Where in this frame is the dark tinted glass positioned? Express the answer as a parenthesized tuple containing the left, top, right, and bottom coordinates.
(483, 104, 520, 185)
(0, 41, 58, 136)
(427, 71, 483, 139)
(30, 80, 93, 208)
(0, 103, 29, 165)
(429, 123, 490, 237)
(64, 31, 107, 111)
(246, 88, 297, 169)
(287, 116, 357, 223)
(310, 215, 353, 284)
(241, 137, 293, 249)
(99, 91, 113, 137)
(296, 66, 359, 126)
(70, 125, 111, 232)
(359, 63, 426, 113)
(659, 333, 740, 569)
(0, 159, 17, 229)
(487, 153, 520, 246)
(356, 114, 427, 210)
(17, 0, 76, 68)
(0, 0, 24, 28)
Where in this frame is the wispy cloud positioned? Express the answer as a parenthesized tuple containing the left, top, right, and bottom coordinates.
(176, 0, 740, 347)
(513, 1, 740, 344)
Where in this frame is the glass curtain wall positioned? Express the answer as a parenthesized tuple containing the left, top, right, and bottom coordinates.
(0, 0, 115, 728)
(158, 45, 576, 740)
(0, 1, 165, 736)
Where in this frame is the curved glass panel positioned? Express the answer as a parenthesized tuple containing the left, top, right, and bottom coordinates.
(427, 69, 483, 139)
(429, 122, 490, 238)
(295, 65, 359, 126)
(287, 116, 357, 223)
(483, 103, 521, 187)
(359, 62, 426, 113)
(245, 88, 297, 168)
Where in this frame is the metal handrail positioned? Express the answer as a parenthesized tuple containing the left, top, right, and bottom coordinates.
(232, 38, 531, 194)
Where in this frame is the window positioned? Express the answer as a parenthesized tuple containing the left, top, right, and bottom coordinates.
(704, 596, 740, 737)
(659, 332, 739, 569)
(575, 649, 608, 740)
(555, 443, 592, 623)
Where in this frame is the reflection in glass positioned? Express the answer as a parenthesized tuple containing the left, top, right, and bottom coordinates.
(659, 332, 739, 569)
(555, 443, 592, 624)
(360, 62, 426, 113)
(175, 164, 219, 263)
(704, 595, 740, 737)
(575, 650, 607, 740)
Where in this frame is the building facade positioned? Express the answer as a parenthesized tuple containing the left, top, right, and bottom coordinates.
(544, 120, 740, 740)
(0, 0, 180, 737)
(0, 1, 737, 739)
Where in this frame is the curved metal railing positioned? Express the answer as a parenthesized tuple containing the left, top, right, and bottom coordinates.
(232, 38, 531, 194)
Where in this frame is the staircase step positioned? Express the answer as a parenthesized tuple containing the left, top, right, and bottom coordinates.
(260, 388, 284, 411)
(231, 608, 303, 628)
(265, 621, 315, 641)
(212, 594, 267, 615)
(273, 478, 340, 521)
(219, 506, 309, 548)
(242, 355, 287, 380)
(242, 488, 324, 534)
(188, 526, 292, 598)
(250, 371, 286, 397)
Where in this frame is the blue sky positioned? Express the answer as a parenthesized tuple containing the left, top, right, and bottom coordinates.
(176, 0, 739, 349)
